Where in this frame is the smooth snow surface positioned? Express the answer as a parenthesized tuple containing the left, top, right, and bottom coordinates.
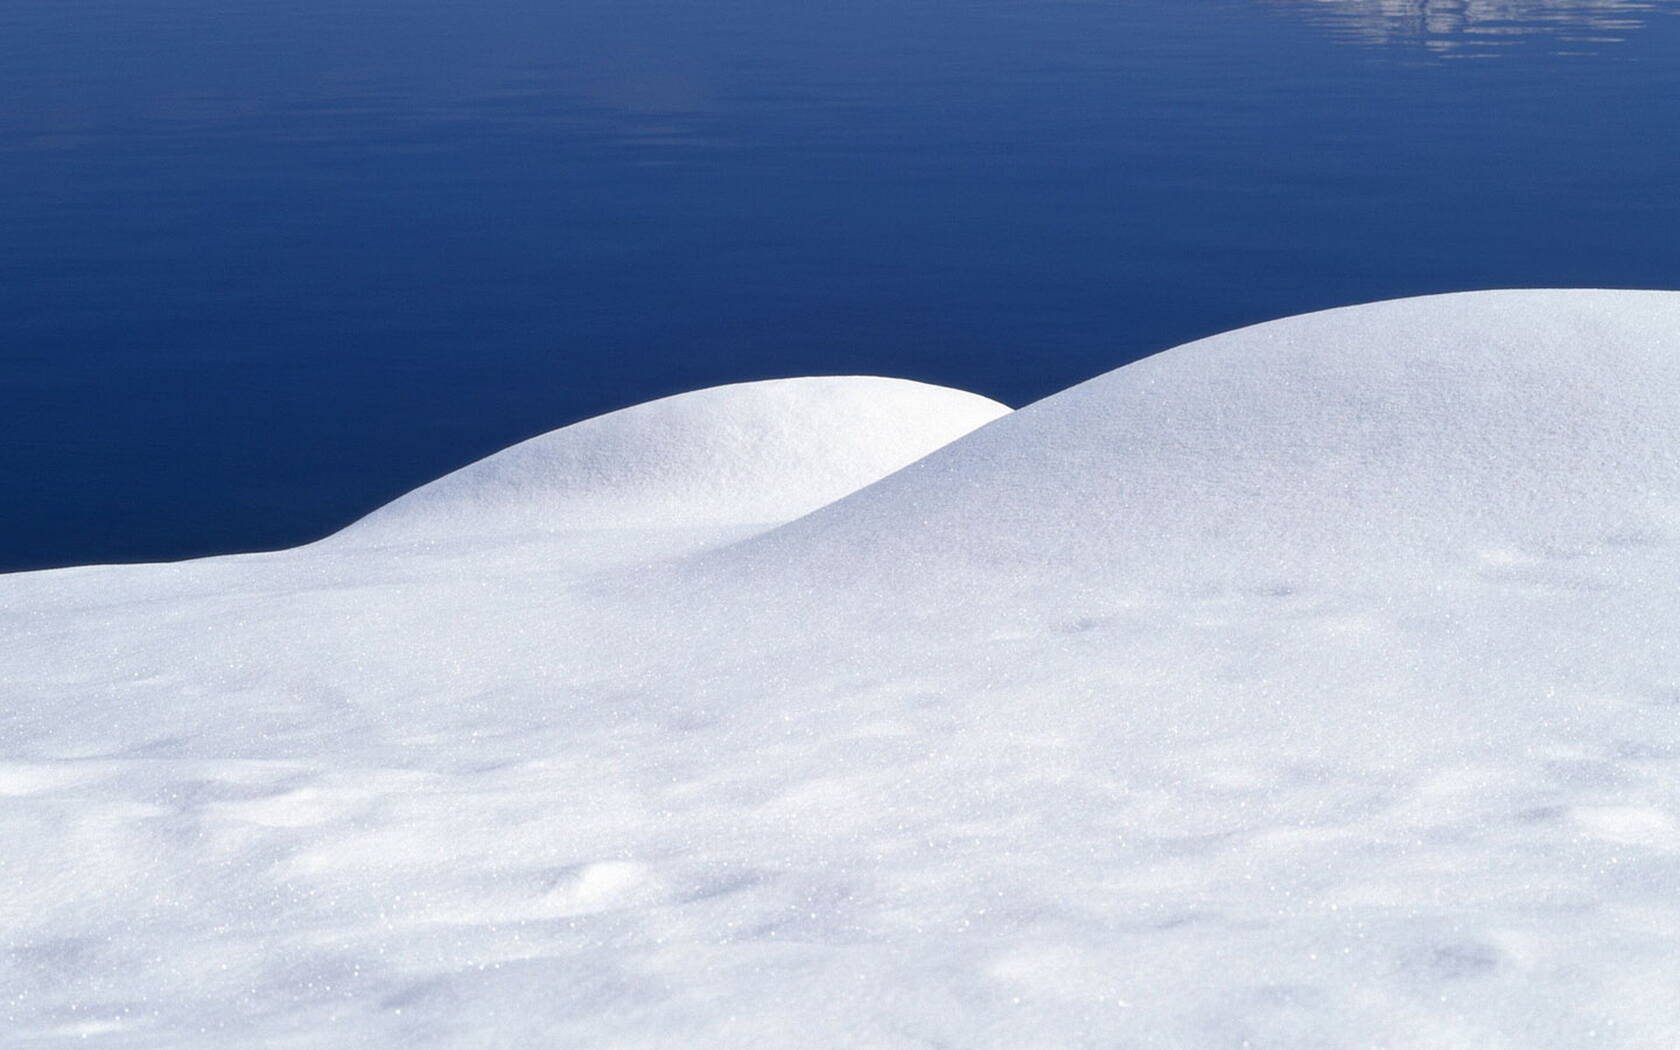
(6, 291, 1680, 1047)
(337, 376, 1011, 544)
(719, 289, 1680, 596)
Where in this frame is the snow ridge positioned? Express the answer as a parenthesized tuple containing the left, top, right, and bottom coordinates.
(335, 375, 1010, 545)
(721, 289, 1680, 594)
(7, 290, 1680, 1048)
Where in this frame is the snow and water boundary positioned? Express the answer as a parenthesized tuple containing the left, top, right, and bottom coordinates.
(4, 290, 1680, 1047)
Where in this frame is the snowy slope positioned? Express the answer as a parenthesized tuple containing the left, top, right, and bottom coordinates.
(716, 289, 1680, 595)
(337, 376, 1011, 546)
(5, 292, 1680, 1048)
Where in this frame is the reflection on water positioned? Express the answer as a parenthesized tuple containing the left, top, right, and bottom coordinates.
(1280, 0, 1670, 54)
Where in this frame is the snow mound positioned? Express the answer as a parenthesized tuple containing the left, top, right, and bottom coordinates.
(334, 376, 1009, 544)
(730, 290, 1680, 590)
(12, 291, 1680, 1048)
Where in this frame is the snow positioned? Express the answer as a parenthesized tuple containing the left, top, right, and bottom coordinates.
(336, 376, 1011, 545)
(715, 288, 1680, 594)
(5, 290, 1680, 1047)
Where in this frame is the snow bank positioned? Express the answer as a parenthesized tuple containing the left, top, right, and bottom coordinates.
(6, 291, 1680, 1048)
(725, 289, 1680, 594)
(335, 376, 1009, 544)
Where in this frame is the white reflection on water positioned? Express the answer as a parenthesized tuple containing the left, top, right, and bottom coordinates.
(1280, 0, 1666, 54)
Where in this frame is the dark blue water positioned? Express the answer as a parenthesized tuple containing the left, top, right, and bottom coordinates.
(4, 0, 1679, 571)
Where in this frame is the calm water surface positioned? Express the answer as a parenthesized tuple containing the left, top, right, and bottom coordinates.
(3, 0, 1679, 570)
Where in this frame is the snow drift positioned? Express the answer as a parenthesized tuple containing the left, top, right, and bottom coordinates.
(721, 289, 1680, 595)
(5, 290, 1680, 1049)
(336, 376, 1010, 545)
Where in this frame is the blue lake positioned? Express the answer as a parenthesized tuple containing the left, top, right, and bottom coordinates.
(3, 0, 1679, 571)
